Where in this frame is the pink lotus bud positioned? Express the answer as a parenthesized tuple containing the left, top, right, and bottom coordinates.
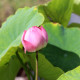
(21, 26, 48, 53)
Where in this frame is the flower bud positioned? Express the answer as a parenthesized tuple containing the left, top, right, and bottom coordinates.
(21, 26, 48, 53)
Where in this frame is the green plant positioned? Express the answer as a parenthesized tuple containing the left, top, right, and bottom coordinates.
(0, 0, 80, 80)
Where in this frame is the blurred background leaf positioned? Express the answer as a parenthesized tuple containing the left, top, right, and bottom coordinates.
(68, 0, 80, 27)
(73, 0, 80, 15)
(0, 0, 50, 27)
(38, 0, 74, 27)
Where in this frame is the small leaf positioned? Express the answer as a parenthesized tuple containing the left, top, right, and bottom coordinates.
(57, 66, 80, 80)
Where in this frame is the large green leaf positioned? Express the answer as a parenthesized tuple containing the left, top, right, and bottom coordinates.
(38, 0, 74, 27)
(28, 53, 64, 80)
(0, 7, 44, 66)
(57, 66, 80, 80)
(43, 22, 80, 58)
(41, 23, 80, 71)
(0, 55, 21, 80)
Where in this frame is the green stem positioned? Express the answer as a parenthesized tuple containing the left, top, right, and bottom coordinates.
(27, 63, 35, 80)
(16, 51, 31, 80)
(35, 51, 38, 80)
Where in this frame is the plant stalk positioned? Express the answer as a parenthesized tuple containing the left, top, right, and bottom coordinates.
(16, 51, 31, 80)
(35, 51, 38, 80)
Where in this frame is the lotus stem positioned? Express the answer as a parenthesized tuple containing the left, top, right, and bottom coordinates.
(35, 51, 38, 80)
(16, 51, 31, 80)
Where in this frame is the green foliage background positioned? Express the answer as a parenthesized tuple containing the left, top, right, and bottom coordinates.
(0, 0, 80, 80)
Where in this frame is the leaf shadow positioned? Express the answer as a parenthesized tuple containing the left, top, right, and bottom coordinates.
(40, 43, 80, 72)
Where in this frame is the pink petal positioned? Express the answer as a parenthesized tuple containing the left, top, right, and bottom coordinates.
(24, 27, 45, 50)
(21, 26, 48, 52)
(21, 30, 36, 52)
(21, 30, 27, 45)
(23, 40, 36, 52)
(40, 26, 48, 42)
